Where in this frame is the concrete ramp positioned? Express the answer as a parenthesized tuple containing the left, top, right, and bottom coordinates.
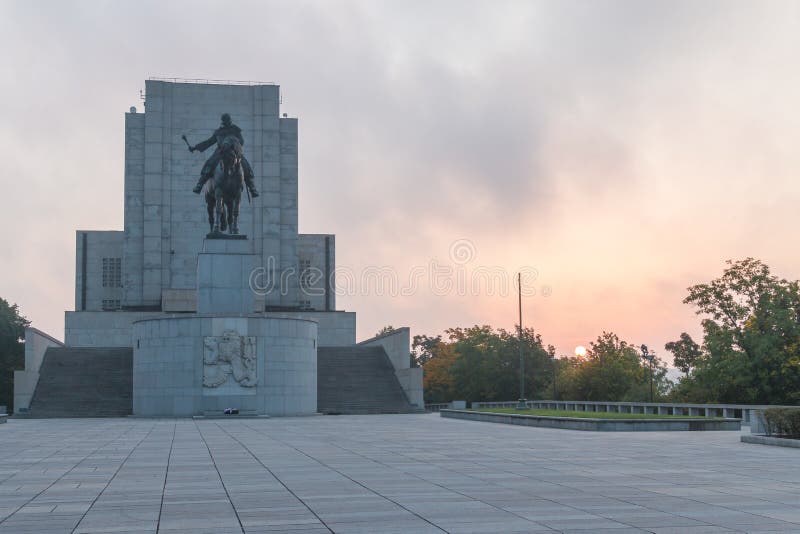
(317, 346, 415, 414)
(26, 348, 133, 417)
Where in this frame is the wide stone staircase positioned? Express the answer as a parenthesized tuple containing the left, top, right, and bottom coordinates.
(26, 347, 133, 417)
(317, 346, 415, 414)
(24, 345, 413, 417)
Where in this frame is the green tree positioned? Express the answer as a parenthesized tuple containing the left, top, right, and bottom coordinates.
(665, 332, 702, 374)
(445, 325, 553, 402)
(420, 337, 458, 403)
(412, 334, 442, 368)
(557, 332, 670, 402)
(671, 258, 800, 404)
(0, 298, 29, 412)
(375, 325, 396, 336)
(548, 355, 565, 399)
(418, 326, 671, 404)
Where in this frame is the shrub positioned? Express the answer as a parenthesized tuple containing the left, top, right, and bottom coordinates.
(762, 408, 800, 437)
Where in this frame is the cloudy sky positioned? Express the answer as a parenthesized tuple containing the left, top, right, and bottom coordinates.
(1, 0, 798, 360)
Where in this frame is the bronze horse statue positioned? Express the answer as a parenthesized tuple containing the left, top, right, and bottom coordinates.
(203, 135, 244, 235)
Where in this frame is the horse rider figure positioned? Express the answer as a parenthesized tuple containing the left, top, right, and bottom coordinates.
(189, 113, 260, 198)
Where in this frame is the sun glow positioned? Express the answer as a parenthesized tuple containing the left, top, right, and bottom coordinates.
(574, 345, 587, 357)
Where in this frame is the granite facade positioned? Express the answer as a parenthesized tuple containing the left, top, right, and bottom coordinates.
(297, 234, 335, 311)
(77, 81, 338, 315)
(74, 231, 124, 312)
(119, 81, 297, 308)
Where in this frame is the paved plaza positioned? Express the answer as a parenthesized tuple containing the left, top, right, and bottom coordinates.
(0, 414, 799, 534)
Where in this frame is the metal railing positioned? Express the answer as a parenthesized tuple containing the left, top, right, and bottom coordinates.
(148, 77, 276, 86)
(426, 399, 799, 424)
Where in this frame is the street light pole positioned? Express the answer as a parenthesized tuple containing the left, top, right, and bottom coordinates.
(641, 344, 655, 403)
(516, 272, 527, 410)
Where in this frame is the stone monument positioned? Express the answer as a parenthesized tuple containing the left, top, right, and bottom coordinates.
(132, 137, 317, 416)
(13, 78, 424, 418)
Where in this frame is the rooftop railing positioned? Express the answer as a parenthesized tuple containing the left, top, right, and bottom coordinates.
(148, 77, 277, 86)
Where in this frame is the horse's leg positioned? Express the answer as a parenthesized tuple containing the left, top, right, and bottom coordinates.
(214, 190, 223, 233)
(232, 194, 240, 234)
(206, 193, 214, 233)
(225, 196, 234, 234)
(231, 167, 243, 234)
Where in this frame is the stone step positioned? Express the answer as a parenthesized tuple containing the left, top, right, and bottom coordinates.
(26, 347, 133, 418)
(317, 346, 414, 415)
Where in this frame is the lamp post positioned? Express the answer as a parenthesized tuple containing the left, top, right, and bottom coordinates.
(640, 344, 655, 403)
(516, 272, 527, 410)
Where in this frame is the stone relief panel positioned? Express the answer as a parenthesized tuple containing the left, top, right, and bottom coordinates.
(203, 330, 258, 388)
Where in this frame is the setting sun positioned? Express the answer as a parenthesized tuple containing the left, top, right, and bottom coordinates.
(574, 345, 587, 357)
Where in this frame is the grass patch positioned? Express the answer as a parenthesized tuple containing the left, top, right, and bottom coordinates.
(467, 408, 707, 419)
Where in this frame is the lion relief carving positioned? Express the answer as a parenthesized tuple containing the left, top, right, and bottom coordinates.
(203, 330, 258, 388)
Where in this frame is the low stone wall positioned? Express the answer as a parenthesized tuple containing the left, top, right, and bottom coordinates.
(14, 327, 64, 413)
(440, 410, 741, 432)
(470, 400, 799, 425)
(0, 414, 6, 424)
(358, 327, 424, 409)
(395, 367, 424, 409)
(741, 435, 800, 448)
(358, 328, 410, 370)
(427, 401, 466, 412)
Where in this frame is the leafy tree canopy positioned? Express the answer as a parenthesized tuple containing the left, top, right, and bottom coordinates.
(419, 325, 669, 404)
(0, 298, 30, 412)
(668, 258, 800, 404)
(665, 332, 702, 374)
(557, 332, 670, 402)
(375, 325, 396, 336)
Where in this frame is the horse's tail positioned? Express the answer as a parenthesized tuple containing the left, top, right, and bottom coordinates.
(201, 177, 214, 197)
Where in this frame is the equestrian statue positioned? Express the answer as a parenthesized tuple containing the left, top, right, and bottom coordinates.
(184, 113, 259, 235)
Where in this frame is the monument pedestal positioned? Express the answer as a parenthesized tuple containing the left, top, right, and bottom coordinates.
(197, 237, 260, 314)
(131, 236, 318, 417)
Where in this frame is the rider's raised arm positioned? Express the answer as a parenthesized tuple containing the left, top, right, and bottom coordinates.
(194, 135, 217, 153)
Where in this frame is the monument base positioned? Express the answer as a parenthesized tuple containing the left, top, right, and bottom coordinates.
(205, 232, 247, 240)
(197, 237, 260, 314)
(132, 315, 317, 417)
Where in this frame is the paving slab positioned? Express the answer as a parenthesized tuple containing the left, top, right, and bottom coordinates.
(0, 415, 798, 533)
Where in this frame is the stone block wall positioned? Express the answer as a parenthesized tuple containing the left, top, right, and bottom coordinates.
(395, 367, 424, 409)
(65, 311, 159, 347)
(74, 231, 124, 312)
(123, 111, 145, 307)
(358, 327, 411, 370)
(65, 309, 355, 348)
(265, 311, 356, 347)
(297, 234, 335, 311)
